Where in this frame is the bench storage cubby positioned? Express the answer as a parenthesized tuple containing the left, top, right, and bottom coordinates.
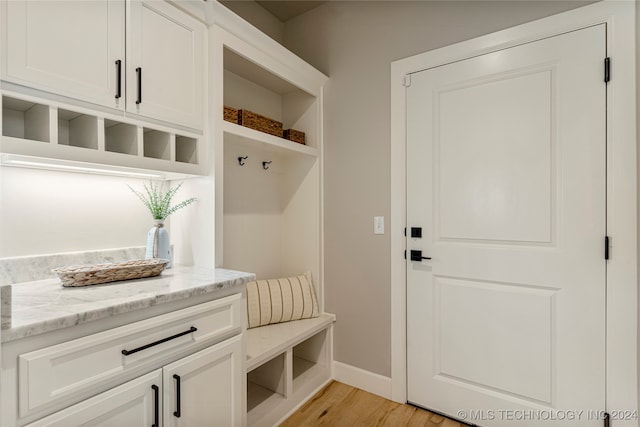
(246, 314, 335, 426)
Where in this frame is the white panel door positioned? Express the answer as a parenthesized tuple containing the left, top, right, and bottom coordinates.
(127, 0, 204, 130)
(407, 25, 606, 426)
(24, 370, 162, 427)
(4, 0, 124, 109)
(163, 335, 243, 427)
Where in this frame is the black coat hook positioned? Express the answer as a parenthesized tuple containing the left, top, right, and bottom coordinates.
(238, 156, 248, 166)
(262, 161, 272, 170)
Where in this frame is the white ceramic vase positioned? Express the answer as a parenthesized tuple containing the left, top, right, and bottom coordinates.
(145, 219, 172, 268)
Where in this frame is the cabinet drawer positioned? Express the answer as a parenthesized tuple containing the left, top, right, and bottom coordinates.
(18, 293, 243, 417)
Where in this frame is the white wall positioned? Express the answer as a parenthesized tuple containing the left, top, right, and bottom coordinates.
(0, 167, 153, 257)
(282, 0, 595, 378)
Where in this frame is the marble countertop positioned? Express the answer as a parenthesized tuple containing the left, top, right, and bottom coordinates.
(1, 266, 255, 343)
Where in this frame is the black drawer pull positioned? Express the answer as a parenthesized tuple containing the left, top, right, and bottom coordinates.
(121, 326, 197, 356)
(173, 374, 182, 418)
(151, 384, 159, 427)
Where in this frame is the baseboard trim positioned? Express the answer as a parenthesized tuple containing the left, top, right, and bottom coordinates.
(332, 361, 393, 400)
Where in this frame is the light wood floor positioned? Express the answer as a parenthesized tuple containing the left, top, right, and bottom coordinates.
(280, 381, 466, 427)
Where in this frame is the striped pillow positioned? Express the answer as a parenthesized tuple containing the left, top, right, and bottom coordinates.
(246, 272, 320, 329)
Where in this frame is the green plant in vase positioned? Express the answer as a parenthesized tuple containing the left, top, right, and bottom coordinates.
(128, 181, 197, 267)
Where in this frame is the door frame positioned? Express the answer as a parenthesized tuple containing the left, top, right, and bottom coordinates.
(390, 0, 637, 415)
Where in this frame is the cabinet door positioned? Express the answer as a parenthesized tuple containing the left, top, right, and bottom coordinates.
(3, 0, 125, 110)
(127, 0, 204, 130)
(25, 370, 162, 427)
(163, 335, 244, 427)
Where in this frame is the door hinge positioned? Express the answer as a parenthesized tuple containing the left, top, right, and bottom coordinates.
(404, 74, 412, 87)
(604, 57, 611, 83)
(404, 250, 407, 260)
(603, 412, 610, 427)
(404, 227, 407, 236)
(605, 236, 610, 260)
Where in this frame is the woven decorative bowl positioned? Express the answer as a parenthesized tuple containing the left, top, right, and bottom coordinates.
(53, 258, 170, 287)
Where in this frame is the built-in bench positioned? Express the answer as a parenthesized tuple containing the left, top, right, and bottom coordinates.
(245, 313, 336, 426)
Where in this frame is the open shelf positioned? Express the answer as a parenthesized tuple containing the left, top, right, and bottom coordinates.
(0, 92, 205, 179)
(223, 121, 317, 158)
(292, 357, 316, 382)
(247, 353, 286, 412)
(223, 46, 320, 151)
(2, 96, 50, 143)
(57, 109, 98, 149)
(224, 48, 303, 96)
(292, 329, 328, 389)
(143, 128, 171, 160)
(176, 135, 198, 164)
(105, 120, 137, 155)
(247, 381, 287, 427)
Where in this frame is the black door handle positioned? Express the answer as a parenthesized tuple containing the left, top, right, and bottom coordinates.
(173, 374, 181, 418)
(115, 60, 122, 99)
(410, 250, 431, 261)
(136, 67, 142, 104)
(151, 384, 159, 427)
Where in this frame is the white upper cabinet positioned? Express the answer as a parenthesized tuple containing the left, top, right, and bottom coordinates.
(2, 0, 204, 131)
(4, 1, 125, 110)
(127, 0, 204, 130)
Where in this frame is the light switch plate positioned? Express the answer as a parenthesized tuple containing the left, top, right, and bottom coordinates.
(374, 216, 384, 234)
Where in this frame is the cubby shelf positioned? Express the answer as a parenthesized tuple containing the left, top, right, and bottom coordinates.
(1, 97, 50, 142)
(1, 93, 205, 179)
(245, 315, 335, 426)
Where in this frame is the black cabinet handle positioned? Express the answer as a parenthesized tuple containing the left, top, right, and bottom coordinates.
(115, 60, 122, 99)
(151, 384, 159, 427)
(136, 67, 142, 104)
(121, 326, 197, 356)
(173, 374, 181, 418)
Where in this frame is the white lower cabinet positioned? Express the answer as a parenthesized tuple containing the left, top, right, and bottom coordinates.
(163, 335, 243, 427)
(2, 294, 246, 427)
(25, 370, 163, 427)
(25, 335, 243, 427)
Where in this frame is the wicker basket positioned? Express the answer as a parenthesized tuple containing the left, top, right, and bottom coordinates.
(283, 129, 306, 145)
(53, 258, 170, 287)
(223, 106, 239, 124)
(238, 109, 283, 137)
